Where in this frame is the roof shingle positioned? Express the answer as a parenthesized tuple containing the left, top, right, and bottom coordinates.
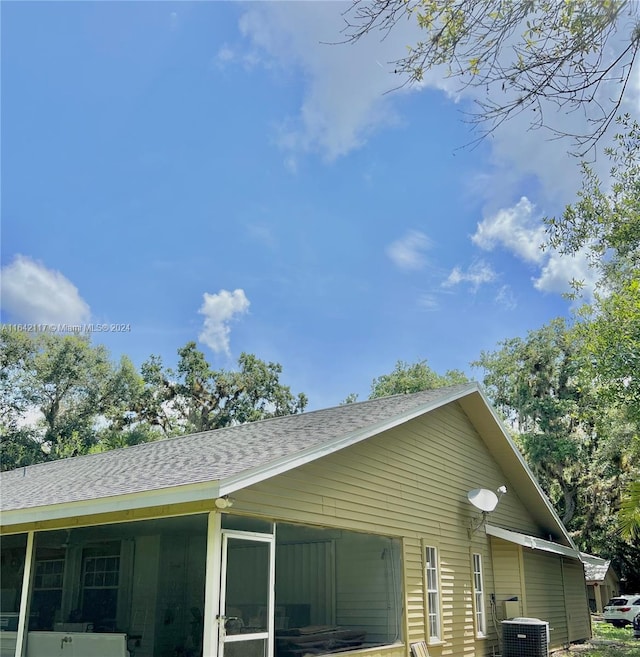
(1, 384, 474, 513)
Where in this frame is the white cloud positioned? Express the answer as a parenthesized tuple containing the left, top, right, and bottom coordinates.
(444, 260, 497, 290)
(235, 2, 423, 161)
(386, 230, 431, 271)
(230, 3, 631, 211)
(471, 197, 598, 298)
(534, 249, 599, 299)
(212, 43, 262, 71)
(198, 289, 250, 355)
(0, 255, 90, 324)
(417, 294, 439, 311)
(472, 197, 546, 264)
(495, 285, 517, 310)
(215, 45, 235, 65)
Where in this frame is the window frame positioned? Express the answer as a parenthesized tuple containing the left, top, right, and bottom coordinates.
(423, 545, 442, 644)
(472, 553, 486, 638)
(80, 542, 122, 627)
(34, 558, 65, 591)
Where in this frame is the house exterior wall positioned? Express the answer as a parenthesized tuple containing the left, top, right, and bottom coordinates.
(523, 549, 570, 647)
(2, 400, 589, 657)
(562, 558, 591, 642)
(229, 402, 588, 656)
(489, 539, 590, 649)
(489, 538, 524, 619)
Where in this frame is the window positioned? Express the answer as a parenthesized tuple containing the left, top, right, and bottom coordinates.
(30, 543, 67, 630)
(81, 542, 120, 629)
(34, 559, 65, 590)
(472, 553, 486, 637)
(424, 546, 441, 642)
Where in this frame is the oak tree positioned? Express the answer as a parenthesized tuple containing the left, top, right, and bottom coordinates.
(345, 0, 640, 153)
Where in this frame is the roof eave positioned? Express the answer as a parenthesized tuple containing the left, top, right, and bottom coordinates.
(486, 524, 581, 559)
(1, 480, 220, 532)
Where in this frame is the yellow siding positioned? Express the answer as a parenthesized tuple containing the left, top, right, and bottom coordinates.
(231, 403, 555, 657)
(404, 539, 426, 645)
(562, 558, 591, 642)
(489, 538, 523, 619)
(7, 401, 585, 657)
(523, 549, 568, 649)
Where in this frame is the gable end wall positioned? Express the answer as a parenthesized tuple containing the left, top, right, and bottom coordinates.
(231, 403, 564, 657)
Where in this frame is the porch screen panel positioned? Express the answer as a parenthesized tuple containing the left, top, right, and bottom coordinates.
(30, 532, 69, 631)
(224, 539, 270, 633)
(0, 533, 27, 657)
(335, 533, 402, 646)
(81, 541, 120, 631)
(275, 541, 335, 626)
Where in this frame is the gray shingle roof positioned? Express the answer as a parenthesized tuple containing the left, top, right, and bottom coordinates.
(581, 553, 612, 581)
(1, 383, 475, 513)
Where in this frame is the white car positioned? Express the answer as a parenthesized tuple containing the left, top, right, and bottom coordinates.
(604, 595, 640, 627)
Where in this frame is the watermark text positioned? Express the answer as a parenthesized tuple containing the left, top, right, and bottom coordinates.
(4, 323, 132, 333)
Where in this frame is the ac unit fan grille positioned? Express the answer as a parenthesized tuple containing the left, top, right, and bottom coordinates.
(502, 620, 548, 657)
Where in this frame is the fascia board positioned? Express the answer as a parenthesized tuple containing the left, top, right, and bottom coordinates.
(0, 480, 220, 529)
(486, 524, 581, 560)
(219, 383, 480, 496)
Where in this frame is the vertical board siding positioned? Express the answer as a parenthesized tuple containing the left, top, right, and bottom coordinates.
(335, 533, 402, 645)
(276, 541, 335, 625)
(562, 558, 591, 642)
(231, 403, 575, 657)
(523, 549, 568, 649)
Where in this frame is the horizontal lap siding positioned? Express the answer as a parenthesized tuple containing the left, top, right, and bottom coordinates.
(439, 547, 476, 657)
(232, 404, 559, 657)
(523, 549, 568, 649)
(489, 538, 523, 619)
(403, 539, 426, 646)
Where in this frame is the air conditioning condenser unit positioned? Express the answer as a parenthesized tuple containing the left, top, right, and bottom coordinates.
(502, 617, 549, 657)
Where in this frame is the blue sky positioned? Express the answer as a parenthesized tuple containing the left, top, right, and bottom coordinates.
(2, 1, 632, 409)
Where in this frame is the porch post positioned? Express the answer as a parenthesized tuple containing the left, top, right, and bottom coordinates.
(203, 511, 222, 657)
(595, 585, 603, 613)
(14, 531, 35, 657)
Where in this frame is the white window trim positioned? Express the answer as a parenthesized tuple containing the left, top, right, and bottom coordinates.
(472, 553, 486, 638)
(34, 559, 65, 591)
(424, 545, 442, 643)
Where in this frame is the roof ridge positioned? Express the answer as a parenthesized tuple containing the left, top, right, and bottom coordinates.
(2, 382, 478, 476)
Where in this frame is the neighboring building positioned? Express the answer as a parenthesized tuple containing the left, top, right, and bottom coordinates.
(0, 383, 591, 657)
(581, 553, 620, 613)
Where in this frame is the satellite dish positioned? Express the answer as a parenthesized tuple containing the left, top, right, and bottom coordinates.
(467, 488, 499, 513)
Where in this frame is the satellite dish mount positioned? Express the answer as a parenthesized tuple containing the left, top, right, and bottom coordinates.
(467, 486, 507, 535)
